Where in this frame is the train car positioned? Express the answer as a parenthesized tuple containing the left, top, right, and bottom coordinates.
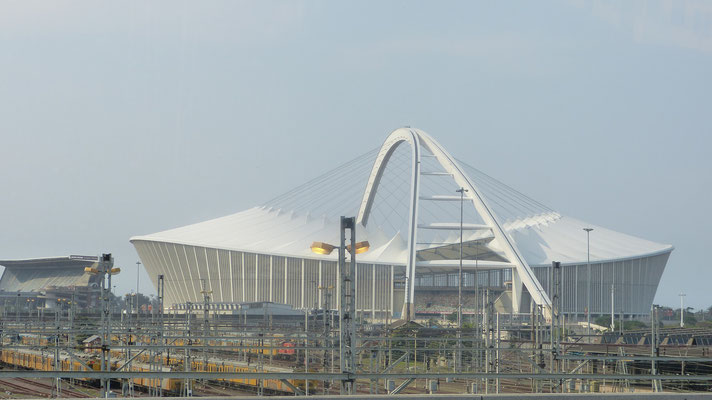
(117, 361, 179, 392)
(189, 355, 314, 394)
(18, 333, 50, 346)
(0, 347, 311, 394)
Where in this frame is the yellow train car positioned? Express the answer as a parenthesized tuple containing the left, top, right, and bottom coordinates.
(0, 347, 311, 395)
(189, 356, 313, 394)
(0, 349, 94, 373)
(118, 361, 179, 392)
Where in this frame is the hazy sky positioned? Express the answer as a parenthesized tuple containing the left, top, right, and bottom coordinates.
(1, 1, 710, 309)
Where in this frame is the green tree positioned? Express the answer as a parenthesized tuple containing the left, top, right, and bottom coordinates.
(595, 315, 611, 327)
(682, 308, 698, 326)
(446, 312, 457, 322)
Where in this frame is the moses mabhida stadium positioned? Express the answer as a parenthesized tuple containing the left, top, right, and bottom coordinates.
(130, 128, 672, 321)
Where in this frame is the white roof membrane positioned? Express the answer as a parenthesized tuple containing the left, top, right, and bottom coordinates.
(132, 142, 671, 267)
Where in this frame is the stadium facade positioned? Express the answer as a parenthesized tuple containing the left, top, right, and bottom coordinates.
(131, 128, 672, 319)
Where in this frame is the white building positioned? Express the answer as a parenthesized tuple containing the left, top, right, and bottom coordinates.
(131, 128, 672, 319)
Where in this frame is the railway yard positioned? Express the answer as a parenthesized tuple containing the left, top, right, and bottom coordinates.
(0, 303, 711, 397)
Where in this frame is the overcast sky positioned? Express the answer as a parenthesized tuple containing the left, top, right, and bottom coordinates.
(1, 1, 710, 309)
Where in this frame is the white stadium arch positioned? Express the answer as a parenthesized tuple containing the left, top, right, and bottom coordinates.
(357, 128, 550, 317)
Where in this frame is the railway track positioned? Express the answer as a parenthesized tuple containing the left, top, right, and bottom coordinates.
(18, 377, 92, 398)
(0, 377, 91, 398)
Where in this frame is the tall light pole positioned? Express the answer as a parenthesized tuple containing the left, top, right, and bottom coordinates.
(84, 254, 120, 398)
(679, 292, 686, 328)
(136, 261, 141, 314)
(583, 228, 593, 340)
(136, 261, 141, 292)
(610, 284, 615, 331)
(456, 187, 468, 372)
(310, 218, 369, 395)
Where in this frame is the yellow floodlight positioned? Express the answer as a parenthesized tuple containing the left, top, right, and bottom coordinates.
(310, 242, 335, 255)
(346, 241, 370, 255)
(84, 267, 99, 274)
(110, 268, 121, 275)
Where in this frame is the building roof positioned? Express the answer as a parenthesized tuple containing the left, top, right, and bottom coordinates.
(83, 335, 101, 343)
(0, 255, 100, 293)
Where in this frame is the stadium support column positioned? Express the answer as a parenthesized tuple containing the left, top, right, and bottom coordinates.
(404, 141, 420, 322)
(511, 270, 523, 313)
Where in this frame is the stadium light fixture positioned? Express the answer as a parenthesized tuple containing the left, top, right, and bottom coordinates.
(310, 241, 369, 255)
(310, 242, 336, 255)
(84, 266, 120, 275)
(347, 241, 370, 255)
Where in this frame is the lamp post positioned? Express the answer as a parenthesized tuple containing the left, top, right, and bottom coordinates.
(610, 284, 615, 331)
(583, 228, 593, 341)
(310, 280, 318, 310)
(84, 254, 120, 398)
(136, 261, 141, 322)
(679, 293, 686, 328)
(310, 216, 369, 395)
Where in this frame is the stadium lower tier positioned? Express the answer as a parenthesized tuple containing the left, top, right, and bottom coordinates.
(134, 241, 669, 318)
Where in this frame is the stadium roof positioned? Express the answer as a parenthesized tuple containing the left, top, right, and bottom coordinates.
(132, 130, 671, 268)
(0, 255, 99, 292)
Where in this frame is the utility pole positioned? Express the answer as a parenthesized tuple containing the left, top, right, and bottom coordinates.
(679, 293, 686, 328)
(54, 308, 61, 397)
(86, 253, 117, 398)
(136, 261, 141, 325)
(69, 291, 76, 388)
(339, 216, 358, 395)
(611, 284, 615, 331)
(304, 308, 309, 396)
(157, 275, 165, 397)
(184, 302, 193, 397)
(456, 187, 467, 373)
(550, 261, 561, 391)
(310, 216, 366, 394)
(583, 228, 593, 341)
(200, 278, 212, 382)
(651, 304, 661, 392)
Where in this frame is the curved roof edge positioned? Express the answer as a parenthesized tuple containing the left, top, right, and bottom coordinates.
(129, 237, 407, 266)
(529, 246, 673, 268)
